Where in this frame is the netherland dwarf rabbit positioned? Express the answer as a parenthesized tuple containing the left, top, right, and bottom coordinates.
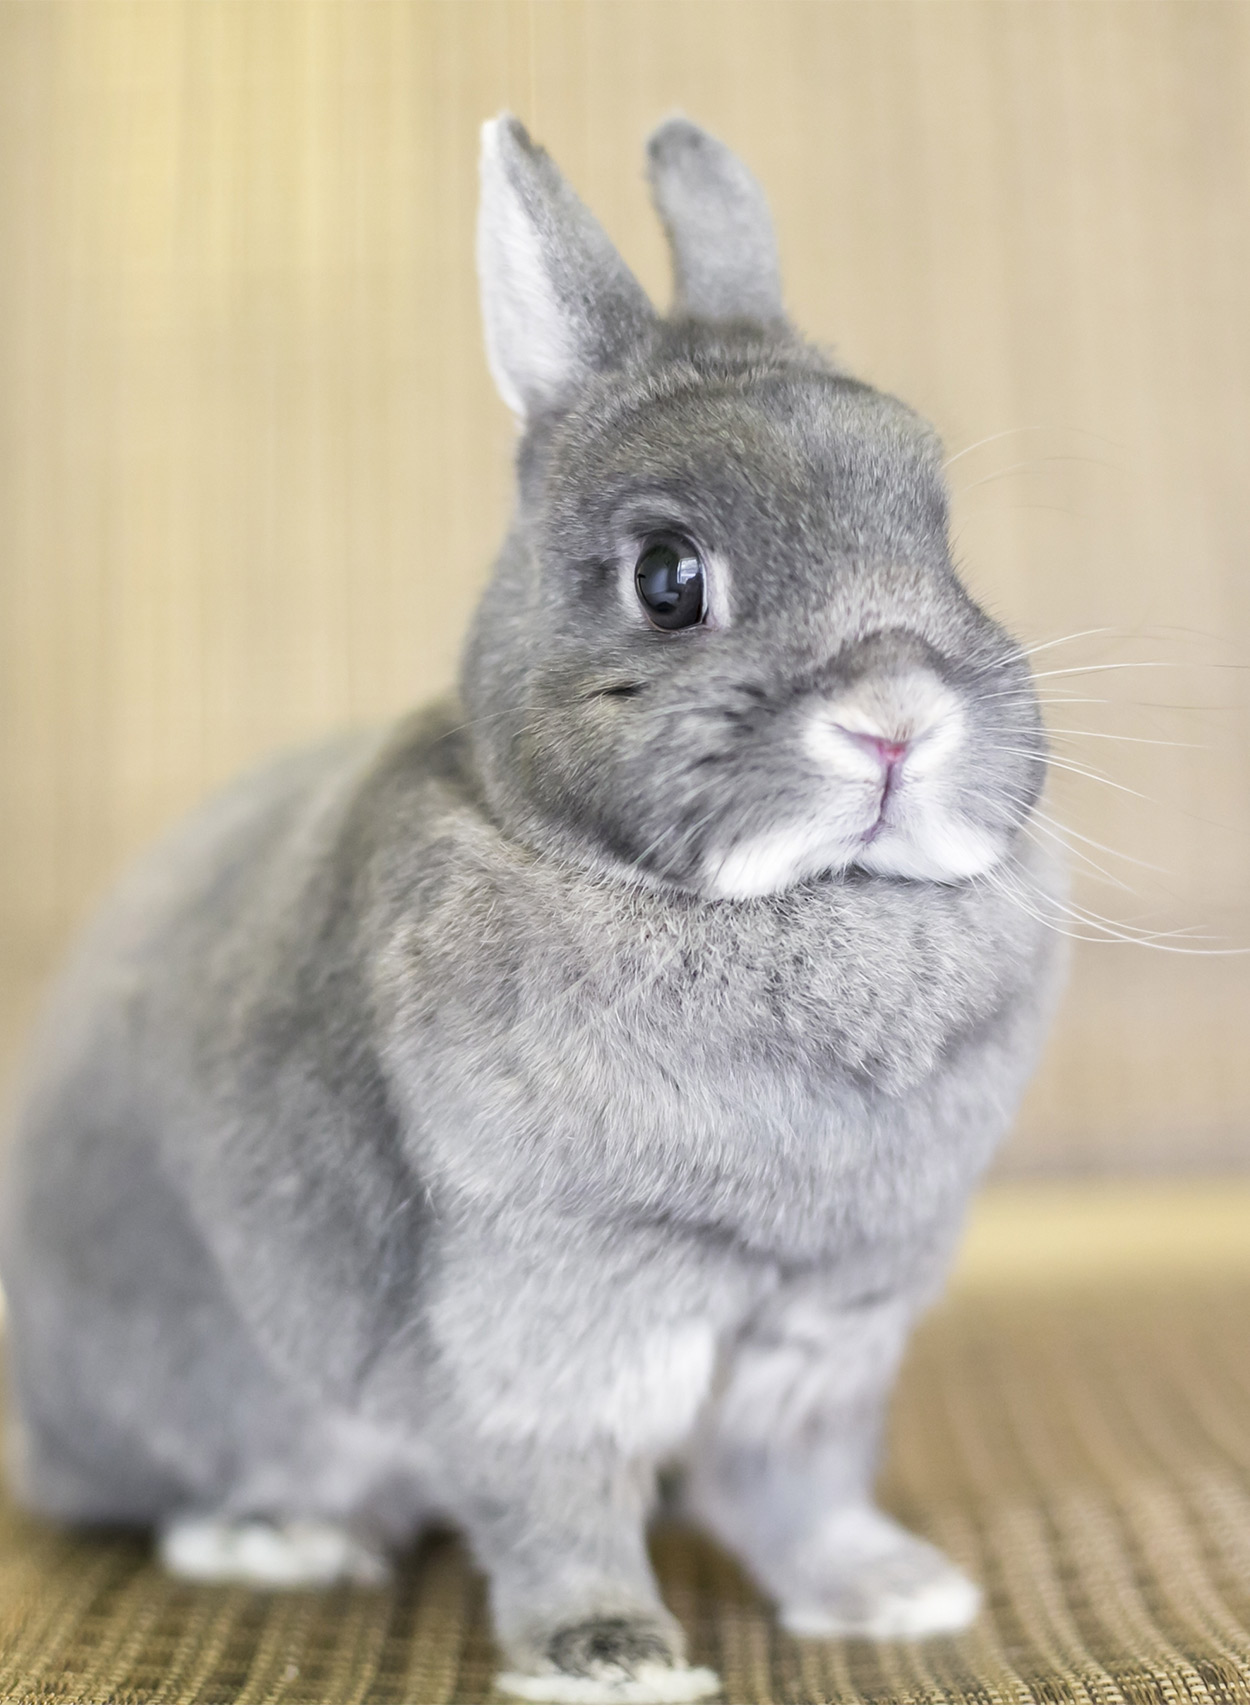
(0, 115, 1063, 1703)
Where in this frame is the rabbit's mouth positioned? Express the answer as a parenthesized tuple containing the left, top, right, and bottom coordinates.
(698, 798, 1006, 899)
(850, 735, 909, 845)
(699, 800, 1007, 900)
(852, 808, 1008, 885)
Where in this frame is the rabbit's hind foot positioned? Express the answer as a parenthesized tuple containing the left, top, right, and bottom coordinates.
(497, 1615, 721, 1703)
(159, 1514, 389, 1587)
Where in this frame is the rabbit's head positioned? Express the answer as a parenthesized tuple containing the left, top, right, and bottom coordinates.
(461, 115, 1044, 900)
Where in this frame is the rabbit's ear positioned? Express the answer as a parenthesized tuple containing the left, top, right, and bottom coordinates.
(646, 117, 784, 325)
(478, 114, 654, 419)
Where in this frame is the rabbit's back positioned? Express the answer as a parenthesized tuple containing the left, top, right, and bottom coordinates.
(0, 716, 446, 1516)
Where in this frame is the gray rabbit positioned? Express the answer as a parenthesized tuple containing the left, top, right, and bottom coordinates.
(0, 115, 1063, 1703)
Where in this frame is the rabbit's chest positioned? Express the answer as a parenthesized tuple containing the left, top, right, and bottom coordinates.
(390, 854, 1054, 1260)
(570, 920, 1020, 1249)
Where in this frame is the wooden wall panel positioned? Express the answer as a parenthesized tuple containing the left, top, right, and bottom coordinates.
(2, 0, 1248, 1169)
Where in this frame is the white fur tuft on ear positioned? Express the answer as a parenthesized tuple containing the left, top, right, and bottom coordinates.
(476, 114, 653, 420)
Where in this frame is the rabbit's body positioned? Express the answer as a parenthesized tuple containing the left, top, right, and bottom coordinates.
(2, 117, 1064, 1700)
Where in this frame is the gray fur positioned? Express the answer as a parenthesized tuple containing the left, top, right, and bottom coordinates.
(0, 115, 1063, 1698)
(647, 115, 784, 324)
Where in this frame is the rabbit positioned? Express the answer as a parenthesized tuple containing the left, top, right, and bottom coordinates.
(0, 113, 1065, 1704)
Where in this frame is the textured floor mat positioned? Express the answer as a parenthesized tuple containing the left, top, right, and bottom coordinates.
(1, 1195, 1249, 1703)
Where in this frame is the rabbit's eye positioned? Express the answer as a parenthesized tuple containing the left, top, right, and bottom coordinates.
(634, 537, 707, 630)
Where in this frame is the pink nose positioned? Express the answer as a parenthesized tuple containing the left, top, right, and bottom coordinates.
(840, 729, 910, 769)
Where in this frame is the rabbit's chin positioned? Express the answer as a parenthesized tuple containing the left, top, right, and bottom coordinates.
(699, 811, 1006, 900)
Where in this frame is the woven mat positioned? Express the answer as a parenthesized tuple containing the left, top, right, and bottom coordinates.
(1, 1194, 1249, 1704)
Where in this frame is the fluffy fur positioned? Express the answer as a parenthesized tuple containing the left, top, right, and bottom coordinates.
(0, 114, 1064, 1701)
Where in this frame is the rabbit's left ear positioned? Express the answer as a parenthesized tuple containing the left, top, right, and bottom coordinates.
(647, 117, 784, 326)
(478, 114, 654, 420)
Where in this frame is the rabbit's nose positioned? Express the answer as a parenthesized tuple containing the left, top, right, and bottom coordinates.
(810, 668, 963, 785)
(836, 730, 910, 770)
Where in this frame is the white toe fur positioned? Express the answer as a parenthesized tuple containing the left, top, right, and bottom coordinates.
(159, 1516, 389, 1587)
(775, 1505, 982, 1640)
(496, 1663, 722, 1703)
(782, 1570, 982, 1639)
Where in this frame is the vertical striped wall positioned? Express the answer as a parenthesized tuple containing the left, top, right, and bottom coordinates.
(2, 1, 1248, 1169)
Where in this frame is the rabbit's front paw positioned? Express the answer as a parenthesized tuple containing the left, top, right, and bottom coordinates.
(497, 1614, 721, 1703)
(776, 1507, 981, 1640)
(159, 1515, 389, 1587)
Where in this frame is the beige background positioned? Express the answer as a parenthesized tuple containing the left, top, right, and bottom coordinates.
(1, 0, 1248, 1171)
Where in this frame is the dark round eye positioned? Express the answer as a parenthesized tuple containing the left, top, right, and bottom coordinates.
(634, 536, 707, 630)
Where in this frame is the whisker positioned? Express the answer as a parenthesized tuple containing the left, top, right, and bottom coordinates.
(1035, 697, 1116, 708)
(1027, 806, 1167, 874)
(1017, 628, 1121, 657)
(941, 424, 1126, 471)
(1020, 821, 1138, 894)
(997, 792, 1132, 889)
(1044, 728, 1204, 750)
(1055, 907, 1239, 951)
(437, 705, 526, 740)
(952, 455, 1119, 499)
(943, 427, 1049, 468)
(992, 859, 1227, 946)
(980, 864, 1248, 955)
(979, 866, 1129, 946)
(973, 686, 1112, 706)
(987, 746, 1150, 801)
(1029, 660, 1249, 681)
(1041, 886, 1221, 942)
(954, 501, 1095, 522)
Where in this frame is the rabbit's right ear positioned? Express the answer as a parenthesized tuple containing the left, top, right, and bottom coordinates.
(477, 115, 654, 420)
